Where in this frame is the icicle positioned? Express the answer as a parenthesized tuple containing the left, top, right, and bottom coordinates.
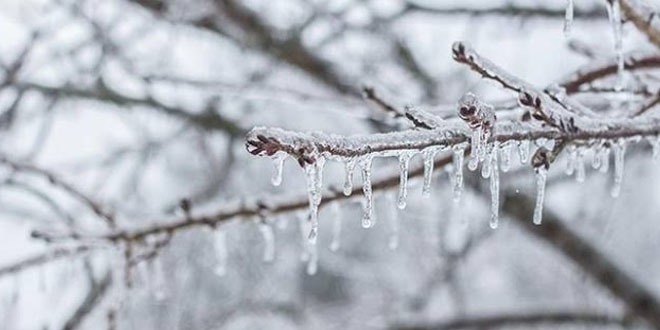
(477, 130, 491, 163)
(611, 140, 626, 198)
(575, 149, 586, 183)
(452, 147, 464, 203)
(600, 146, 611, 173)
(329, 202, 342, 252)
(481, 144, 493, 179)
(500, 142, 512, 172)
(650, 136, 660, 161)
(489, 142, 500, 229)
(270, 154, 285, 186)
(606, 0, 625, 88)
(259, 223, 275, 262)
(533, 166, 548, 225)
(564, 0, 574, 37)
(565, 145, 577, 176)
(343, 160, 356, 196)
(518, 140, 530, 164)
(468, 130, 481, 171)
(421, 148, 436, 198)
(397, 153, 412, 209)
(360, 156, 374, 228)
(307, 241, 318, 275)
(592, 146, 602, 169)
(213, 228, 227, 276)
(304, 157, 325, 244)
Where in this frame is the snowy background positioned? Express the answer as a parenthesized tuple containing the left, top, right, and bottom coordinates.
(1, 0, 660, 329)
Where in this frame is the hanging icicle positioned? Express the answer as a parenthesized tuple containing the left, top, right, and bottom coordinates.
(650, 136, 660, 161)
(500, 142, 512, 172)
(271, 154, 285, 186)
(468, 130, 481, 171)
(360, 156, 374, 228)
(605, 0, 625, 88)
(575, 148, 586, 183)
(564, 0, 575, 37)
(481, 144, 493, 179)
(489, 142, 500, 229)
(518, 140, 530, 164)
(421, 148, 436, 198)
(304, 157, 325, 244)
(452, 146, 465, 203)
(592, 146, 603, 169)
(600, 145, 611, 173)
(343, 160, 356, 196)
(533, 166, 548, 225)
(397, 152, 412, 209)
(611, 140, 626, 197)
(565, 145, 577, 176)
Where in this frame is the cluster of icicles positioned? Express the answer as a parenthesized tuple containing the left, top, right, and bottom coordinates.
(209, 133, 657, 276)
(210, 0, 636, 276)
(565, 0, 626, 87)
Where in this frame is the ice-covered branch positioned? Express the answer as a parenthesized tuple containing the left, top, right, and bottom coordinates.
(246, 118, 660, 166)
(451, 42, 585, 129)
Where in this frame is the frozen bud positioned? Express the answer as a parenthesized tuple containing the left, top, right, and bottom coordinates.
(532, 146, 550, 169)
(457, 92, 496, 130)
(451, 41, 468, 62)
(518, 89, 542, 109)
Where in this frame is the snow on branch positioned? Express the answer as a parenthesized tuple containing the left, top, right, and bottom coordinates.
(246, 118, 660, 166)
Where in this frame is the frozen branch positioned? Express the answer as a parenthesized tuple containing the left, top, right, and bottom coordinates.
(245, 118, 660, 166)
